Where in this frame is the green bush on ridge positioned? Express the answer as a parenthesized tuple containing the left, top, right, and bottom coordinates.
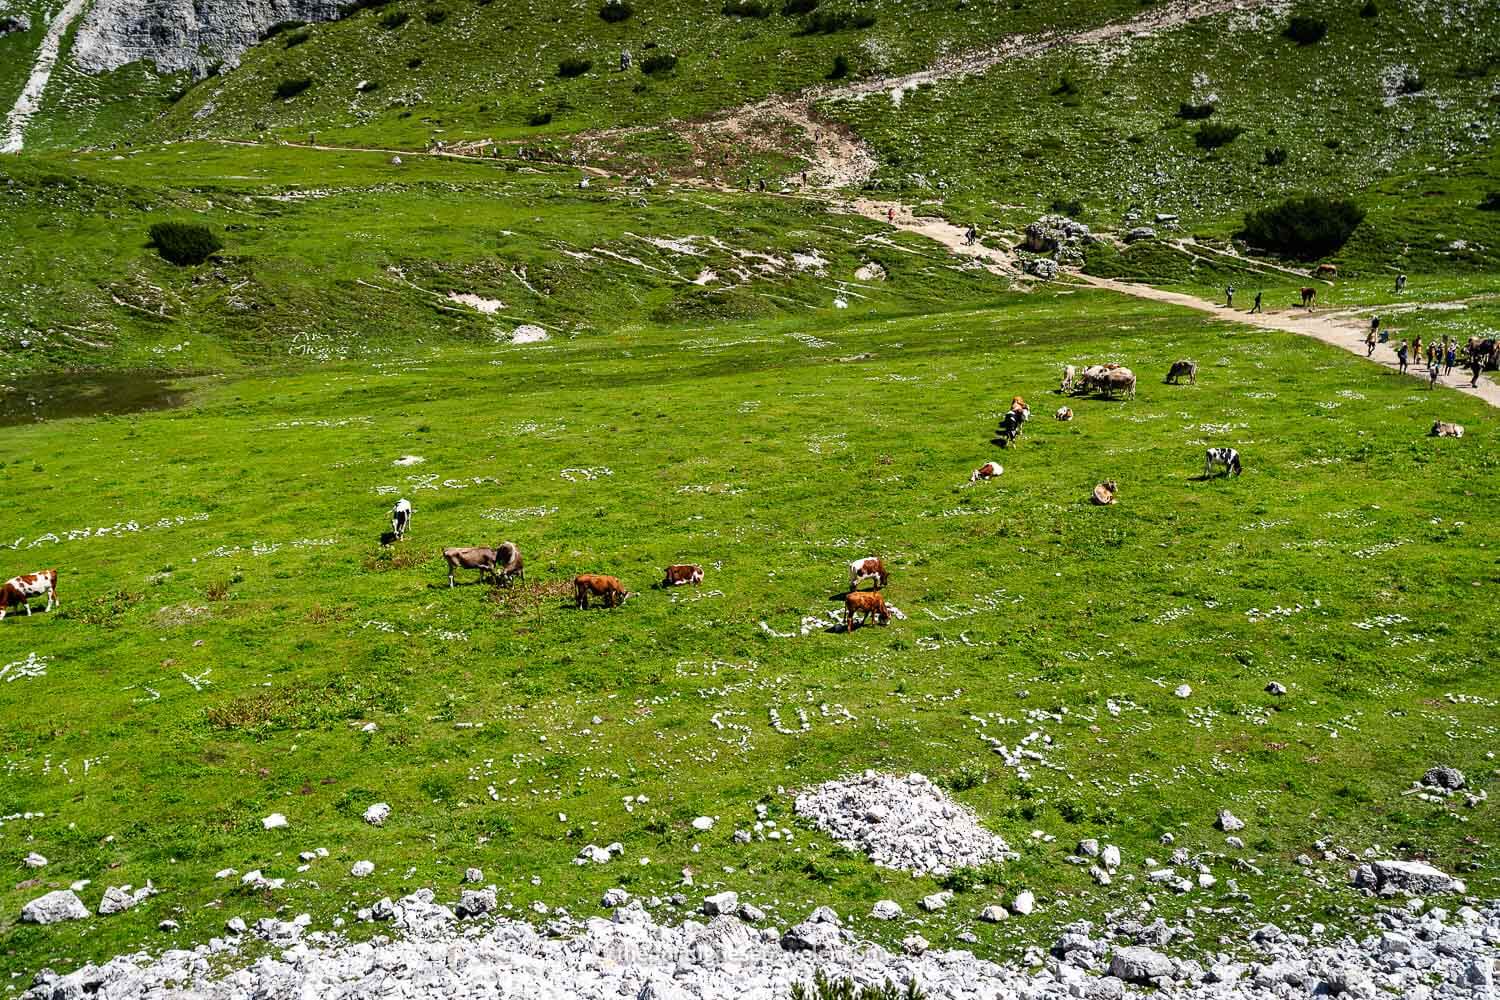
(148, 221, 223, 266)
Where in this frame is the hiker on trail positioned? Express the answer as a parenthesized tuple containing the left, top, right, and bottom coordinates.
(1397, 340, 1409, 373)
(1365, 327, 1377, 357)
(1428, 342, 1438, 371)
(887, 206, 896, 224)
(1412, 336, 1423, 367)
(758, 178, 766, 192)
(1395, 273, 1407, 293)
(802, 171, 808, 186)
(1445, 340, 1457, 375)
(964, 224, 978, 247)
(1225, 284, 1235, 308)
(1250, 290, 1263, 313)
(1469, 355, 1485, 388)
(1370, 315, 1380, 339)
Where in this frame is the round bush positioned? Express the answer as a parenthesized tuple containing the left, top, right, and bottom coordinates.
(275, 76, 313, 99)
(1283, 15, 1327, 44)
(149, 222, 223, 266)
(1239, 195, 1366, 259)
(599, 1, 633, 22)
(558, 56, 593, 77)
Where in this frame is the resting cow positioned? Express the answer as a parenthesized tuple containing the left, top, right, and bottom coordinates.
(971, 461, 1003, 482)
(1430, 421, 1465, 439)
(849, 557, 887, 591)
(1166, 360, 1197, 385)
(844, 590, 891, 632)
(662, 564, 704, 587)
(1055, 406, 1073, 421)
(574, 574, 627, 609)
(0, 569, 58, 621)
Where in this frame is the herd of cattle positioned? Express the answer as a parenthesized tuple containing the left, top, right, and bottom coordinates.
(0, 354, 1474, 627)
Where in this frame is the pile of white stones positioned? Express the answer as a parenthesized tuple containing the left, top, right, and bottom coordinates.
(20, 890, 1500, 1000)
(793, 771, 1013, 875)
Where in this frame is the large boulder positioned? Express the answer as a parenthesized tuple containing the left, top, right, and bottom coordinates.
(21, 890, 90, 924)
(1421, 767, 1466, 791)
(1352, 860, 1466, 896)
(1109, 945, 1174, 984)
(0, 14, 30, 35)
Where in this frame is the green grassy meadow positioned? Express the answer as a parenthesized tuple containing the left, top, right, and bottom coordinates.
(2, 291, 1496, 979)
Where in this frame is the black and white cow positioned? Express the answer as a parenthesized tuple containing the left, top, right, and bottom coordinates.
(391, 499, 412, 540)
(1203, 447, 1242, 477)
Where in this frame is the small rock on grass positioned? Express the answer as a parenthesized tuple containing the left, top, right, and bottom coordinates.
(1217, 809, 1245, 832)
(691, 816, 714, 831)
(23, 853, 47, 868)
(920, 891, 951, 912)
(1010, 891, 1035, 915)
(21, 890, 89, 924)
(602, 888, 630, 908)
(262, 813, 288, 830)
(1266, 681, 1287, 696)
(871, 900, 902, 920)
(351, 861, 375, 877)
(364, 803, 391, 826)
(702, 891, 738, 917)
(979, 905, 1009, 923)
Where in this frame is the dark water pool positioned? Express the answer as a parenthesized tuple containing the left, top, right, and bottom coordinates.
(0, 372, 193, 426)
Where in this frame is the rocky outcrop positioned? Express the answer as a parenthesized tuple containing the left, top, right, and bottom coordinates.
(70, 0, 345, 76)
(0, 13, 31, 35)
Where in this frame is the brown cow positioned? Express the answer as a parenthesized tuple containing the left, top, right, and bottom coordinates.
(661, 564, 704, 587)
(1091, 480, 1119, 505)
(0, 569, 58, 621)
(848, 557, 887, 591)
(1300, 287, 1316, 309)
(444, 543, 521, 587)
(1315, 263, 1338, 279)
(574, 574, 627, 609)
(844, 590, 891, 632)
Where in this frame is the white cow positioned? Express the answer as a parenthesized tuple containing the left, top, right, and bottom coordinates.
(391, 499, 412, 540)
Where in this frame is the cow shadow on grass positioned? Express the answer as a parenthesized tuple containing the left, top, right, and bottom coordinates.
(379, 530, 399, 546)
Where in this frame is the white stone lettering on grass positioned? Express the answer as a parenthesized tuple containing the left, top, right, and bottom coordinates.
(560, 467, 613, 482)
(269, 417, 373, 430)
(483, 506, 558, 522)
(0, 653, 48, 683)
(373, 475, 499, 495)
(3, 513, 209, 551)
(795, 771, 1013, 875)
(1354, 539, 1412, 559)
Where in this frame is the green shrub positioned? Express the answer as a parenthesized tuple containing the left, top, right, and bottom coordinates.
(148, 221, 223, 266)
(1194, 122, 1244, 148)
(1358, 0, 1377, 16)
(1284, 15, 1327, 44)
(1050, 197, 1084, 218)
(599, 0, 633, 21)
(558, 56, 593, 77)
(641, 52, 678, 75)
(800, 8, 875, 32)
(1239, 195, 1366, 259)
(284, 30, 311, 47)
(1050, 76, 1079, 96)
(262, 19, 305, 38)
(527, 110, 553, 126)
(1177, 101, 1215, 119)
(782, 0, 819, 13)
(380, 10, 409, 26)
(1262, 146, 1288, 166)
(1478, 192, 1500, 211)
(274, 76, 313, 99)
(828, 53, 850, 79)
(722, 0, 772, 15)
(407, 56, 423, 68)
(423, 9, 447, 23)
(338, 0, 394, 17)
(790, 970, 926, 1000)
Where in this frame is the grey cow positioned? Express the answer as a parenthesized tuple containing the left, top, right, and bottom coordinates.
(443, 542, 524, 587)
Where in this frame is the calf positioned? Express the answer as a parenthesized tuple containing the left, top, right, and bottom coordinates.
(849, 556, 887, 591)
(1055, 406, 1073, 421)
(574, 573, 627, 609)
(390, 499, 412, 540)
(494, 541, 524, 585)
(444, 546, 502, 587)
(1166, 360, 1197, 385)
(1430, 421, 1465, 439)
(1204, 447, 1243, 477)
(1315, 263, 1338, 279)
(970, 461, 1003, 482)
(1060, 365, 1077, 394)
(996, 407, 1027, 446)
(662, 564, 704, 587)
(1300, 286, 1316, 309)
(0, 569, 57, 621)
(844, 590, 891, 632)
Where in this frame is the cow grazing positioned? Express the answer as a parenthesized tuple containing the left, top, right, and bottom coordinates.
(970, 461, 1003, 482)
(1204, 447, 1243, 477)
(662, 564, 704, 587)
(1055, 406, 1073, 421)
(0, 570, 57, 621)
(1010, 395, 1029, 416)
(1430, 421, 1465, 439)
(444, 543, 521, 587)
(1099, 367, 1137, 399)
(1060, 365, 1077, 393)
(996, 407, 1025, 447)
(390, 499, 412, 540)
(1315, 263, 1338, 279)
(844, 590, 891, 632)
(1300, 287, 1316, 308)
(1090, 480, 1118, 505)
(849, 557, 887, 591)
(574, 573, 627, 609)
(1166, 360, 1197, 385)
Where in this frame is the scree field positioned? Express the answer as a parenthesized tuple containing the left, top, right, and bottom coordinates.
(0, 288, 1495, 977)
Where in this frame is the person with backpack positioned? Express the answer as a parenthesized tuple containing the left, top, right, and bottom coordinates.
(1396, 339, 1409, 373)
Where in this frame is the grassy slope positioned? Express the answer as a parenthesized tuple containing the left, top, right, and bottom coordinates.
(0, 291, 1496, 978)
(0, 145, 1004, 375)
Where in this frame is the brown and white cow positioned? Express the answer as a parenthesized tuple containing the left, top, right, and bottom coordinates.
(1091, 480, 1119, 505)
(1430, 421, 1465, 438)
(970, 461, 1003, 482)
(849, 557, 888, 591)
(662, 564, 704, 587)
(844, 590, 891, 632)
(1055, 406, 1074, 421)
(1060, 365, 1077, 394)
(0, 569, 57, 621)
(574, 574, 627, 609)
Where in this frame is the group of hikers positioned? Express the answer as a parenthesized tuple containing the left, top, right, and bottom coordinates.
(1392, 332, 1464, 386)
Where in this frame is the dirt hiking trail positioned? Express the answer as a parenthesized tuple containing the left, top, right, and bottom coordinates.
(855, 200, 1500, 410)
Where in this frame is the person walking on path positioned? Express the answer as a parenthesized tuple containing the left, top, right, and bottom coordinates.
(1469, 355, 1485, 388)
(964, 224, 977, 247)
(1250, 290, 1263, 313)
(1225, 284, 1235, 308)
(1428, 341, 1438, 371)
(1365, 326, 1377, 357)
(1397, 339, 1409, 373)
(1412, 335, 1423, 368)
(1429, 359, 1441, 389)
(1445, 340, 1457, 375)
(887, 206, 895, 224)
